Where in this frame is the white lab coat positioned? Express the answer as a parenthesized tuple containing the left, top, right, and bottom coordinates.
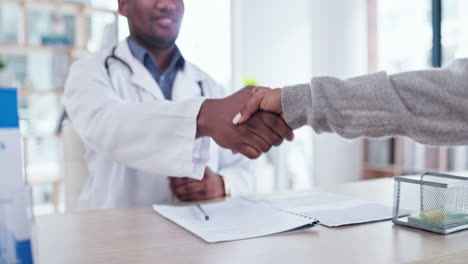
(64, 39, 255, 210)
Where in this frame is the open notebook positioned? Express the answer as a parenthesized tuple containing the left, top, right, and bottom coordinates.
(257, 192, 396, 227)
(153, 198, 319, 243)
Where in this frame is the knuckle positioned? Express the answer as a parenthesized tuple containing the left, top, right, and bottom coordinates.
(258, 143, 267, 152)
(273, 137, 283, 146)
(280, 126, 291, 138)
(273, 116, 281, 128)
(268, 113, 279, 125)
(270, 119, 282, 131)
(257, 112, 268, 121)
(239, 147, 251, 158)
(248, 116, 260, 126)
(242, 128, 252, 137)
(246, 152, 256, 159)
(244, 86, 254, 93)
(245, 149, 257, 159)
(262, 112, 274, 123)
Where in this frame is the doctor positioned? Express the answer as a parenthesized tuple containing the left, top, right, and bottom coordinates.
(64, 0, 294, 210)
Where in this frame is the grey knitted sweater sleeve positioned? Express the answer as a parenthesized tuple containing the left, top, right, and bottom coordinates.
(282, 58, 468, 146)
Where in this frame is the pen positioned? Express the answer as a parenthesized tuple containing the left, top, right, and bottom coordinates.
(196, 204, 210, 221)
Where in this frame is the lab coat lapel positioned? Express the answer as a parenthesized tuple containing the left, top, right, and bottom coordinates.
(114, 40, 165, 99)
(172, 63, 206, 101)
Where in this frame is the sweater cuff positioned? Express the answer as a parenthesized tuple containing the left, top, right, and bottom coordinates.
(282, 84, 312, 129)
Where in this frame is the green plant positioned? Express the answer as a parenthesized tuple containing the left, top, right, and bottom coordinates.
(242, 77, 259, 86)
(0, 57, 5, 70)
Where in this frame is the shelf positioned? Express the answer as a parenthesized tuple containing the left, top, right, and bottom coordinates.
(21, 133, 59, 139)
(363, 164, 399, 172)
(1, 0, 116, 216)
(0, 43, 85, 53)
(363, 163, 436, 180)
(18, 88, 64, 96)
(3, 0, 118, 15)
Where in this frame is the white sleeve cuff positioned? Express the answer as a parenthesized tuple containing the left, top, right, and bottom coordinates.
(218, 166, 255, 196)
(222, 176, 231, 196)
(191, 137, 211, 180)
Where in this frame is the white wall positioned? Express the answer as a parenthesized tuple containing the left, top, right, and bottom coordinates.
(231, 0, 312, 90)
(232, 0, 368, 188)
(232, 0, 314, 192)
(178, 0, 232, 87)
(308, 0, 368, 186)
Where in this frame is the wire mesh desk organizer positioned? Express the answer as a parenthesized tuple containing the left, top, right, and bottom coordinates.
(393, 172, 468, 234)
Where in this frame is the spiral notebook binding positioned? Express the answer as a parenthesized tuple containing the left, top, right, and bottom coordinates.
(243, 197, 320, 225)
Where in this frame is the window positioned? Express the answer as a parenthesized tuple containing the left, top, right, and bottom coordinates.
(87, 12, 118, 52)
(377, 0, 432, 73)
(62, 0, 118, 10)
(366, 0, 465, 177)
(367, 0, 434, 176)
(0, 0, 118, 215)
(0, 3, 21, 44)
(27, 10, 76, 47)
(442, 0, 468, 64)
(442, 0, 468, 170)
(176, 0, 232, 88)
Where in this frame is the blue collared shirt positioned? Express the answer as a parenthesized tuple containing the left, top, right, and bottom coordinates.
(127, 38, 185, 100)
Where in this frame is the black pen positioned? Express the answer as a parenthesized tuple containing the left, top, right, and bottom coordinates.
(196, 204, 210, 221)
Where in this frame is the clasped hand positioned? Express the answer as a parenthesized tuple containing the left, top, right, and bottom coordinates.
(196, 86, 292, 159)
(169, 167, 225, 202)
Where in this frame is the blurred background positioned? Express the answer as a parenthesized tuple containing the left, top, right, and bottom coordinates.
(0, 0, 467, 215)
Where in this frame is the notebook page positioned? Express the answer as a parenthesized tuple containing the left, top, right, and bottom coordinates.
(153, 198, 317, 243)
(258, 192, 395, 227)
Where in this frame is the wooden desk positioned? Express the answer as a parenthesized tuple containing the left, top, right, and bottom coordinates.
(35, 178, 468, 264)
(410, 249, 468, 264)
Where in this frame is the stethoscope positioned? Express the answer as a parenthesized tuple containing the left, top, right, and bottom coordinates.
(104, 46, 205, 96)
(105, 47, 133, 75)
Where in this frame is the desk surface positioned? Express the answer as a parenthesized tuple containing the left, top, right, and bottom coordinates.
(35, 178, 468, 264)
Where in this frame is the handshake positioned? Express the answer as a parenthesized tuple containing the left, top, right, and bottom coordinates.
(196, 86, 288, 159)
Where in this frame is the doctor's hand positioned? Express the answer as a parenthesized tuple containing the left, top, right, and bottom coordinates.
(233, 88, 284, 125)
(168, 168, 225, 202)
(196, 86, 294, 159)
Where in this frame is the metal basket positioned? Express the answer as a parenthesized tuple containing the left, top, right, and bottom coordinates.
(393, 172, 468, 234)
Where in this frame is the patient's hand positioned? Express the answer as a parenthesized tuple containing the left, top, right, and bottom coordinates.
(169, 168, 225, 202)
(233, 88, 284, 125)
